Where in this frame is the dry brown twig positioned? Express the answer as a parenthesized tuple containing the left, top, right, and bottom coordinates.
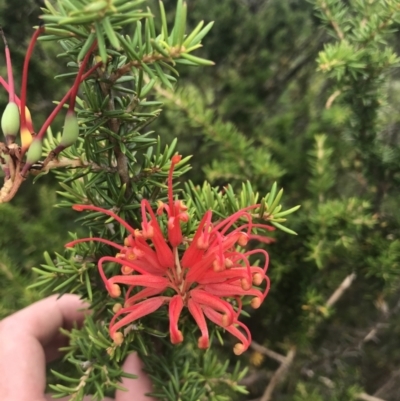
(326, 272, 357, 307)
(250, 272, 358, 400)
(250, 342, 286, 364)
(259, 346, 297, 401)
(357, 393, 387, 401)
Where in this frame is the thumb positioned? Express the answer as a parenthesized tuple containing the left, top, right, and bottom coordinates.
(115, 353, 156, 401)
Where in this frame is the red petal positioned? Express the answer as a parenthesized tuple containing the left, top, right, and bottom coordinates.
(98, 256, 161, 279)
(204, 283, 264, 298)
(65, 237, 124, 251)
(126, 238, 166, 274)
(169, 295, 184, 344)
(196, 267, 263, 285)
(168, 215, 183, 247)
(109, 274, 169, 289)
(142, 200, 174, 268)
(185, 251, 217, 283)
(188, 299, 210, 349)
(71, 204, 136, 235)
(125, 287, 167, 307)
(109, 297, 166, 338)
(190, 289, 235, 325)
(203, 307, 251, 355)
(181, 211, 212, 269)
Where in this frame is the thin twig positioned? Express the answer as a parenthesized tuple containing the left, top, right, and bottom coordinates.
(250, 341, 286, 364)
(357, 392, 387, 401)
(373, 369, 400, 399)
(326, 273, 356, 307)
(260, 346, 296, 401)
(319, 1, 345, 40)
(325, 89, 341, 109)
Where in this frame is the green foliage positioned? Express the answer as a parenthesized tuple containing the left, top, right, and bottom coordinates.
(0, 1, 289, 400)
(0, 183, 78, 318)
(2, 0, 400, 400)
(152, 84, 285, 187)
(145, 0, 400, 399)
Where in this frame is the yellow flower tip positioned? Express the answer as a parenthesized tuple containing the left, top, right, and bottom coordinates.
(241, 278, 251, 290)
(212, 259, 224, 272)
(24, 106, 32, 123)
(121, 265, 134, 275)
(134, 229, 143, 238)
(112, 303, 123, 313)
(20, 126, 33, 150)
(221, 313, 231, 327)
(196, 236, 209, 250)
(156, 200, 164, 215)
(225, 258, 233, 268)
(198, 336, 209, 349)
(238, 233, 249, 247)
(180, 200, 188, 209)
(233, 343, 245, 356)
(109, 283, 121, 298)
(251, 297, 262, 309)
(142, 225, 154, 239)
(112, 332, 124, 346)
(252, 273, 263, 286)
(179, 211, 189, 222)
(125, 235, 135, 247)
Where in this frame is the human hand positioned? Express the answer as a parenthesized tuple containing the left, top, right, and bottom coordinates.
(0, 294, 155, 401)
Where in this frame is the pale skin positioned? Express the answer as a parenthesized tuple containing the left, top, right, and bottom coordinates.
(0, 294, 156, 401)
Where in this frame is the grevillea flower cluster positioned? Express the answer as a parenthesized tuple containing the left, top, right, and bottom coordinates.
(67, 155, 273, 355)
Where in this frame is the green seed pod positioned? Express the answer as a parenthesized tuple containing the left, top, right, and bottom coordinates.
(1, 102, 20, 139)
(60, 111, 79, 147)
(26, 138, 42, 164)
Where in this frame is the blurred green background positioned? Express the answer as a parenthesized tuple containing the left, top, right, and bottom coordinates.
(1, 0, 400, 400)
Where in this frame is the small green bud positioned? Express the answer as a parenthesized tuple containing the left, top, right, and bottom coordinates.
(26, 138, 42, 164)
(84, 0, 108, 13)
(1, 102, 20, 139)
(60, 111, 79, 147)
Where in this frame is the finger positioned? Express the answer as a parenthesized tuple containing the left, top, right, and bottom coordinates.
(4, 294, 88, 345)
(6, 293, 88, 362)
(0, 294, 88, 401)
(115, 353, 156, 401)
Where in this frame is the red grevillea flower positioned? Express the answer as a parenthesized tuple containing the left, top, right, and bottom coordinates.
(66, 155, 273, 355)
